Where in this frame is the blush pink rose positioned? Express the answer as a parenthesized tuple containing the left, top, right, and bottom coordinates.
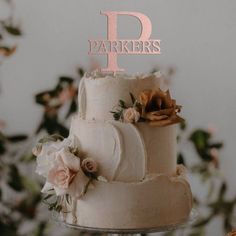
(48, 158, 76, 189)
(123, 108, 140, 123)
(43, 147, 89, 197)
(82, 158, 98, 174)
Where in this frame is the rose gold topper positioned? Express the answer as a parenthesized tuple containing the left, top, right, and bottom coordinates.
(88, 11, 161, 73)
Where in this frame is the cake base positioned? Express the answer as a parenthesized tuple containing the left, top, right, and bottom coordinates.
(58, 167, 193, 230)
(53, 209, 198, 234)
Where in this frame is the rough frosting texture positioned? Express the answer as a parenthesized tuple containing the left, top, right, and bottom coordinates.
(78, 72, 167, 120)
(70, 117, 177, 181)
(63, 72, 193, 229)
(63, 166, 193, 229)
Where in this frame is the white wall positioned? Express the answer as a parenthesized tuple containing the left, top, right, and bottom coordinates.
(0, 0, 236, 235)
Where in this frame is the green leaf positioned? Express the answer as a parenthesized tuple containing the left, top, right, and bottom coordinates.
(193, 215, 213, 228)
(7, 164, 24, 191)
(177, 152, 185, 165)
(38, 133, 64, 144)
(119, 99, 127, 109)
(20, 153, 35, 162)
(21, 176, 41, 193)
(0, 141, 6, 155)
(78, 67, 84, 77)
(59, 76, 74, 84)
(179, 120, 187, 130)
(55, 205, 62, 212)
(129, 92, 136, 104)
(65, 194, 72, 205)
(189, 130, 210, 149)
(4, 25, 22, 36)
(219, 182, 227, 200)
(7, 134, 28, 142)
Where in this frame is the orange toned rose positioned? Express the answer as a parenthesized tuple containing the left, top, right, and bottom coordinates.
(226, 229, 236, 236)
(139, 88, 184, 127)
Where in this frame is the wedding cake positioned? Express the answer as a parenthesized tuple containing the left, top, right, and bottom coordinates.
(33, 72, 193, 230)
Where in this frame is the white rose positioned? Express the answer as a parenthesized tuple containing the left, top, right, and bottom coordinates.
(123, 108, 140, 123)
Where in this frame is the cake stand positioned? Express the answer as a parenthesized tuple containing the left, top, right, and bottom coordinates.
(52, 209, 198, 235)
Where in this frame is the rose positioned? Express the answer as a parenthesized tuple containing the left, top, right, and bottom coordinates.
(82, 158, 98, 174)
(139, 89, 184, 126)
(36, 137, 90, 198)
(123, 107, 140, 123)
(47, 153, 77, 189)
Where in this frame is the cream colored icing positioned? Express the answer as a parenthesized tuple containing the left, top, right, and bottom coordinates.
(70, 117, 177, 181)
(70, 117, 147, 182)
(65, 72, 193, 229)
(78, 72, 167, 120)
(63, 166, 192, 229)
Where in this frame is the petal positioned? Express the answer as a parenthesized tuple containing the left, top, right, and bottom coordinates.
(36, 155, 51, 177)
(41, 182, 54, 193)
(67, 170, 89, 198)
(69, 135, 80, 148)
(54, 186, 67, 196)
(59, 148, 80, 172)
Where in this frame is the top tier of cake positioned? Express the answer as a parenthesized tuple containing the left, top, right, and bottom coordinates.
(78, 72, 166, 121)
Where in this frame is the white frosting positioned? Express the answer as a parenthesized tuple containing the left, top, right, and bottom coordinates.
(64, 166, 193, 229)
(70, 116, 176, 181)
(65, 72, 193, 229)
(70, 117, 147, 182)
(78, 72, 167, 120)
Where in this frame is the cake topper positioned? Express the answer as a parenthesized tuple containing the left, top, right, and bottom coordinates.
(88, 11, 161, 73)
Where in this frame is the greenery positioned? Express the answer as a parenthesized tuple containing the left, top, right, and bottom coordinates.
(1, 63, 235, 235)
(0, 0, 22, 66)
(0, 1, 235, 235)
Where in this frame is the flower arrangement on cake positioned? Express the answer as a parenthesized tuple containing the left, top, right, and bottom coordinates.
(111, 88, 184, 126)
(32, 134, 101, 213)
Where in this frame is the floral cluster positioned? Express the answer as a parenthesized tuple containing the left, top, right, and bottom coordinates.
(32, 134, 98, 212)
(111, 88, 184, 127)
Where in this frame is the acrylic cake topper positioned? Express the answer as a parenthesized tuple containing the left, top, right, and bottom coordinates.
(88, 11, 161, 73)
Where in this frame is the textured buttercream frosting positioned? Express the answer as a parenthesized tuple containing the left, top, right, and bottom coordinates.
(78, 71, 167, 120)
(63, 166, 192, 229)
(61, 71, 193, 229)
(70, 116, 177, 181)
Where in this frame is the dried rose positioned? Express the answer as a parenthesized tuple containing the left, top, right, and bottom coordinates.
(226, 229, 236, 236)
(139, 88, 183, 126)
(82, 158, 98, 174)
(123, 107, 140, 123)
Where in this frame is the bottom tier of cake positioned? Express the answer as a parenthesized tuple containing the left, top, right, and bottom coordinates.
(61, 166, 192, 229)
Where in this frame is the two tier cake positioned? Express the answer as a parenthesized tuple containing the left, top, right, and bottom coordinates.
(33, 72, 193, 229)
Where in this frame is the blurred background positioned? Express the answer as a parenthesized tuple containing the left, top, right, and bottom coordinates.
(0, 0, 236, 235)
